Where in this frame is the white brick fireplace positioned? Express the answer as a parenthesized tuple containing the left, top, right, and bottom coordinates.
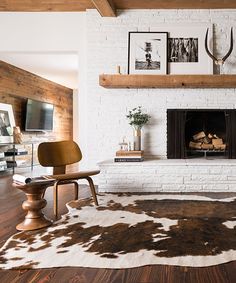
(98, 159, 236, 192)
(84, 9, 236, 192)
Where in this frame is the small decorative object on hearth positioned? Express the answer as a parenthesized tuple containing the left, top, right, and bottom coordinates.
(119, 136, 128, 151)
(13, 126, 23, 144)
(126, 106, 151, 151)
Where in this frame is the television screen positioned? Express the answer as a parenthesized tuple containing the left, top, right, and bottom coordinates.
(25, 99, 54, 131)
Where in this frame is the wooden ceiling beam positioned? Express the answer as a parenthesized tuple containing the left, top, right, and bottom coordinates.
(0, 0, 235, 12)
(0, 0, 94, 12)
(91, 0, 116, 17)
(113, 0, 236, 9)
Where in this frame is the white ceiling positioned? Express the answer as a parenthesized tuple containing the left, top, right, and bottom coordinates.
(0, 52, 78, 89)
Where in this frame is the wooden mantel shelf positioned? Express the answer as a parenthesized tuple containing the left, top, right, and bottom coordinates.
(99, 74, 236, 89)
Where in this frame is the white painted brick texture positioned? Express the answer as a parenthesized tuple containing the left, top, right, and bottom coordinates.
(86, 9, 236, 168)
(98, 160, 236, 192)
(86, 9, 236, 192)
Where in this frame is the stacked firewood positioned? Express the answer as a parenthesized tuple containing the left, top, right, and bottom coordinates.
(189, 131, 226, 150)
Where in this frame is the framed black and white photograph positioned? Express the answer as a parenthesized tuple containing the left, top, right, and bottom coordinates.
(150, 24, 213, 74)
(0, 103, 15, 143)
(168, 37, 198, 63)
(128, 32, 168, 74)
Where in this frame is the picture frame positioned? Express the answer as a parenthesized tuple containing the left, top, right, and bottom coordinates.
(0, 103, 15, 143)
(128, 32, 168, 74)
(150, 23, 213, 74)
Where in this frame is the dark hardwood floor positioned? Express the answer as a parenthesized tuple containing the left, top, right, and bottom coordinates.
(0, 175, 235, 283)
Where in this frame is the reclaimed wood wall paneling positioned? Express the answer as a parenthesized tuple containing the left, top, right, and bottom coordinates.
(0, 60, 73, 142)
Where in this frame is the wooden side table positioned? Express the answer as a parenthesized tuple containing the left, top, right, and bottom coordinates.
(13, 179, 55, 231)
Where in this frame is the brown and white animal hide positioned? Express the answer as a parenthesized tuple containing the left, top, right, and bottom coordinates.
(0, 194, 235, 269)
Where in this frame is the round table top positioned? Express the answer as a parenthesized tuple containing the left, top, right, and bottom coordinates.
(13, 179, 55, 193)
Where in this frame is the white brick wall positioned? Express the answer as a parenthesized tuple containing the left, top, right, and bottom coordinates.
(83, 9, 236, 190)
(85, 9, 236, 169)
(98, 159, 236, 192)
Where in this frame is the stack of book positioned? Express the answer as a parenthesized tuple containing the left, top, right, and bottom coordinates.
(114, 150, 144, 162)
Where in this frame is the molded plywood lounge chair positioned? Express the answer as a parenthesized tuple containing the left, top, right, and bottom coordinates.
(38, 140, 99, 217)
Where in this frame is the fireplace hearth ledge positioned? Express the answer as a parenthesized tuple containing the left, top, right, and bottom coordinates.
(98, 159, 236, 193)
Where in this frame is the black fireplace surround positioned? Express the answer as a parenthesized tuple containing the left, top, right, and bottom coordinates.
(167, 109, 236, 159)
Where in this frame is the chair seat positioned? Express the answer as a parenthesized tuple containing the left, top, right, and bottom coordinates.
(44, 170, 100, 181)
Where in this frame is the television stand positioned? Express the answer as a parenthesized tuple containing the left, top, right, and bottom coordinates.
(0, 142, 36, 175)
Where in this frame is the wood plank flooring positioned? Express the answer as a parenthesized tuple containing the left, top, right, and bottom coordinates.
(0, 176, 235, 283)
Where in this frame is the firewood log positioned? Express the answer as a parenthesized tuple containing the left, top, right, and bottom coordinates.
(201, 143, 214, 150)
(203, 136, 211, 144)
(220, 144, 226, 150)
(213, 134, 220, 139)
(214, 144, 226, 150)
(212, 138, 223, 146)
(193, 131, 206, 141)
(196, 138, 205, 143)
(189, 141, 202, 149)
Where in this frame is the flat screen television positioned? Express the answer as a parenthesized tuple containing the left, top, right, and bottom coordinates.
(25, 99, 54, 131)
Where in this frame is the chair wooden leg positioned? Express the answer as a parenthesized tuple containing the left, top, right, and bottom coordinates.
(53, 183, 59, 218)
(86, 177, 98, 206)
(53, 181, 78, 218)
(72, 181, 79, 200)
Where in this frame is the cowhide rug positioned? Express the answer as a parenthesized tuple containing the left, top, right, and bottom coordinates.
(0, 194, 236, 270)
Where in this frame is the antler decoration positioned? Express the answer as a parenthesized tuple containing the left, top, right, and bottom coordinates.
(205, 28, 233, 65)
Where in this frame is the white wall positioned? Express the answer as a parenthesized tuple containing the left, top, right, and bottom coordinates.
(0, 12, 89, 166)
(0, 12, 85, 51)
(86, 9, 236, 169)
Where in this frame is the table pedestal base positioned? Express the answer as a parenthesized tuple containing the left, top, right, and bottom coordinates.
(16, 216, 52, 231)
(14, 180, 55, 231)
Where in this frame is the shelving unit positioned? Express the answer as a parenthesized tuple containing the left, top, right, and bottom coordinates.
(99, 74, 236, 89)
(0, 142, 35, 175)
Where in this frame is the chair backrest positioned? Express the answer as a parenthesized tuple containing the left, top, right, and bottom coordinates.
(38, 140, 82, 174)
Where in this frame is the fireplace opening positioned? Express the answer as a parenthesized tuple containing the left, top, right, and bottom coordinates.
(167, 109, 236, 159)
(185, 111, 226, 158)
